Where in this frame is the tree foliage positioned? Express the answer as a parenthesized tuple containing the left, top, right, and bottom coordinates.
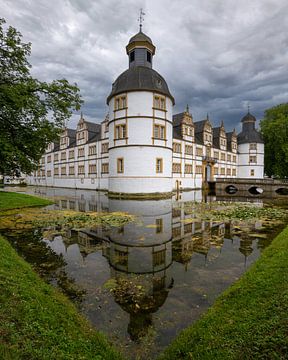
(260, 103, 288, 178)
(0, 18, 83, 176)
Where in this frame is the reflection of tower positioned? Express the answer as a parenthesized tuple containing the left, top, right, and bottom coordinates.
(239, 238, 253, 266)
(103, 198, 173, 341)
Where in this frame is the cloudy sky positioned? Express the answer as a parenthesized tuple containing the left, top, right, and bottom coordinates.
(2, 0, 288, 131)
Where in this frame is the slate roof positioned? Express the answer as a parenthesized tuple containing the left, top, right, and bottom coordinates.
(172, 112, 185, 127)
(194, 120, 208, 133)
(237, 129, 264, 144)
(67, 128, 76, 139)
(238, 112, 264, 144)
(107, 66, 175, 104)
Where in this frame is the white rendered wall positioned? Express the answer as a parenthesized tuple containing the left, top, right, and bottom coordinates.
(108, 91, 173, 194)
(238, 143, 264, 178)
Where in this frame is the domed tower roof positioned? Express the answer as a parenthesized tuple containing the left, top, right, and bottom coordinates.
(128, 30, 153, 45)
(107, 66, 175, 104)
(241, 112, 256, 123)
(107, 27, 174, 104)
(237, 111, 264, 144)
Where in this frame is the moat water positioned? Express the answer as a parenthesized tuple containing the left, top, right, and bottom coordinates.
(1, 186, 287, 359)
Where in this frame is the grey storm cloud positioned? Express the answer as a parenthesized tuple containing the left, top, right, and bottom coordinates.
(2, 0, 288, 131)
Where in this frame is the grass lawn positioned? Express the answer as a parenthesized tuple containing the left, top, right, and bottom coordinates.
(159, 226, 288, 360)
(0, 191, 53, 210)
(0, 192, 123, 359)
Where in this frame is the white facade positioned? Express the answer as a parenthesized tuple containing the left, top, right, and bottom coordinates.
(26, 30, 264, 196)
(238, 143, 264, 178)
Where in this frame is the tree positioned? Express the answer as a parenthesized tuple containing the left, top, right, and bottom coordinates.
(260, 103, 288, 178)
(0, 18, 82, 176)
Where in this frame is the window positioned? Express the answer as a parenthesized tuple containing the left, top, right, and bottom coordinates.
(115, 249, 128, 266)
(61, 152, 66, 161)
(232, 168, 236, 176)
(154, 95, 166, 110)
(184, 222, 193, 234)
(172, 226, 181, 238)
(61, 166, 66, 176)
(249, 156, 257, 163)
(185, 145, 193, 155)
(250, 169, 255, 176)
(233, 155, 237, 163)
(184, 126, 193, 136)
(88, 145, 96, 156)
(47, 155, 51, 163)
(214, 167, 218, 175)
(227, 168, 231, 176)
(101, 163, 109, 174)
(54, 167, 59, 176)
(156, 218, 163, 233)
(196, 147, 203, 156)
(69, 150, 74, 159)
(78, 165, 85, 175)
(214, 151, 219, 159)
(172, 208, 181, 218)
(130, 51, 135, 62)
(227, 154, 231, 162)
(156, 158, 163, 173)
(69, 166, 75, 175)
(173, 142, 181, 153)
(115, 124, 127, 139)
(154, 124, 165, 139)
(60, 137, 66, 145)
(153, 250, 165, 266)
(77, 131, 85, 140)
(147, 51, 151, 63)
(54, 153, 59, 162)
(221, 168, 225, 175)
(196, 165, 202, 174)
(250, 143, 257, 150)
(47, 170, 51, 177)
(101, 143, 109, 153)
(117, 158, 124, 173)
(89, 164, 97, 174)
(185, 164, 193, 174)
(221, 153, 226, 161)
(172, 163, 181, 173)
(78, 147, 85, 157)
(114, 95, 127, 110)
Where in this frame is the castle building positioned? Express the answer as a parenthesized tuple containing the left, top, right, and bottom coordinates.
(27, 29, 264, 196)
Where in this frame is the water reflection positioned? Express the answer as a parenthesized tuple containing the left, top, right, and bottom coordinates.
(2, 186, 284, 359)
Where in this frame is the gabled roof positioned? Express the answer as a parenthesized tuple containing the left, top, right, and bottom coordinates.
(194, 119, 210, 133)
(173, 112, 185, 127)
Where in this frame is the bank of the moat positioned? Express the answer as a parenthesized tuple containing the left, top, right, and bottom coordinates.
(0, 188, 288, 359)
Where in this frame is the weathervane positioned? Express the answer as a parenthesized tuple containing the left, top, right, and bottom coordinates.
(138, 8, 145, 31)
(247, 103, 250, 113)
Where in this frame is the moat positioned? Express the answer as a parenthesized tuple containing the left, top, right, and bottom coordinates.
(1, 186, 287, 359)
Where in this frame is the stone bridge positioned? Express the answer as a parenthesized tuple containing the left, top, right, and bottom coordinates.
(210, 178, 288, 197)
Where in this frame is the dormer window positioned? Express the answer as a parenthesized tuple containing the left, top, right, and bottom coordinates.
(60, 137, 66, 145)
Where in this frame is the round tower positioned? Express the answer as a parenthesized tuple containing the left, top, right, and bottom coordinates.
(107, 29, 175, 197)
(237, 111, 264, 178)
